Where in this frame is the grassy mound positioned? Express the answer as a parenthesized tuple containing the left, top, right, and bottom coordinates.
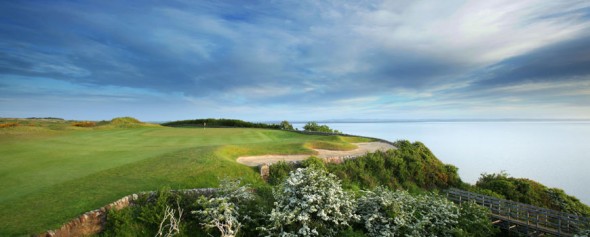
(110, 116, 142, 124)
(104, 117, 159, 128)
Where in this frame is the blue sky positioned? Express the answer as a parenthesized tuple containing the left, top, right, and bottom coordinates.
(1, 0, 590, 121)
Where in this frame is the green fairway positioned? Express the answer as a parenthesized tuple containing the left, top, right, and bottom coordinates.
(0, 122, 363, 236)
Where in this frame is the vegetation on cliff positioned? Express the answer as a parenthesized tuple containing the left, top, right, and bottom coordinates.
(103, 167, 495, 237)
(268, 140, 462, 191)
(474, 172, 590, 217)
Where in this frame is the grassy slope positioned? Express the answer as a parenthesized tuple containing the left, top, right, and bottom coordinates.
(0, 124, 353, 235)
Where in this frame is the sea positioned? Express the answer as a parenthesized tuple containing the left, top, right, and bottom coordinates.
(293, 121, 590, 205)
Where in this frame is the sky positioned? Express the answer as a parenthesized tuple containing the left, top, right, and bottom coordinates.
(1, 0, 590, 122)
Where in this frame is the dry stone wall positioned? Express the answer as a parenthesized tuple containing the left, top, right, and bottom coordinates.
(36, 188, 216, 237)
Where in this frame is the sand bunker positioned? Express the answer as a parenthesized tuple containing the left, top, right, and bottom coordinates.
(237, 142, 395, 166)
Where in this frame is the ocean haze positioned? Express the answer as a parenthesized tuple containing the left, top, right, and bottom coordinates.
(294, 121, 590, 205)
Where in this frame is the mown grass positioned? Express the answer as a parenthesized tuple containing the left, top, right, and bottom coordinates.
(0, 121, 359, 236)
(304, 135, 374, 151)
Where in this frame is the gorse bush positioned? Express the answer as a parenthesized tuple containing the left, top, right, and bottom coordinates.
(71, 121, 96, 127)
(0, 122, 18, 128)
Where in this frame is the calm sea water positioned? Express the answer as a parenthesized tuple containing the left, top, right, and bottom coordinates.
(294, 122, 590, 205)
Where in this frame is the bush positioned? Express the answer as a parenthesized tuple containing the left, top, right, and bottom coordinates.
(101, 187, 185, 236)
(280, 120, 294, 130)
(103, 208, 149, 237)
(303, 122, 341, 134)
(0, 122, 18, 128)
(356, 187, 460, 237)
(266, 140, 461, 191)
(71, 121, 96, 127)
(265, 167, 357, 236)
(325, 140, 462, 191)
(356, 187, 494, 237)
(300, 156, 326, 170)
(454, 201, 497, 237)
(475, 172, 590, 216)
(193, 179, 254, 237)
(267, 161, 294, 185)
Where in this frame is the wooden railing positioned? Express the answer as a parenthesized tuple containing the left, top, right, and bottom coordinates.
(445, 188, 590, 236)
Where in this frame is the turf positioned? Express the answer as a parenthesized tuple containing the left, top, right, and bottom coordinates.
(0, 123, 356, 236)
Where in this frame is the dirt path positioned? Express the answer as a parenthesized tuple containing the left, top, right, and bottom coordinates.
(236, 142, 395, 166)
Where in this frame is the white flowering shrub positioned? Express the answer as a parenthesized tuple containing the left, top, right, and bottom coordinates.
(192, 179, 254, 237)
(356, 187, 460, 237)
(265, 167, 358, 236)
(575, 229, 590, 237)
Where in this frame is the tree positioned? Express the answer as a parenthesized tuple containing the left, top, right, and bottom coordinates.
(265, 167, 357, 236)
(303, 122, 341, 134)
(280, 121, 294, 130)
(193, 179, 254, 237)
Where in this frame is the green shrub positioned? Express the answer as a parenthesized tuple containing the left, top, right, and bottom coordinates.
(279, 120, 294, 130)
(101, 187, 187, 236)
(300, 156, 326, 170)
(102, 208, 149, 237)
(454, 201, 497, 236)
(475, 172, 590, 216)
(303, 121, 341, 133)
(324, 140, 462, 191)
(267, 161, 295, 185)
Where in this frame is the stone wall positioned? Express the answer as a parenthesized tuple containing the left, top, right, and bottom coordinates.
(259, 164, 270, 180)
(36, 188, 216, 237)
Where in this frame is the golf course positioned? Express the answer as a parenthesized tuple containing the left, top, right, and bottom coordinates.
(0, 118, 371, 236)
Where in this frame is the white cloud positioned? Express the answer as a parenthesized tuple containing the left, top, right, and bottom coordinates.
(351, 0, 590, 65)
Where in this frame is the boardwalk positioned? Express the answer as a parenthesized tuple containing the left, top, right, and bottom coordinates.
(445, 188, 590, 236)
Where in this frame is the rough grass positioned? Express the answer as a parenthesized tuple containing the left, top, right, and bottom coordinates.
(0, 122, 354, 236)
